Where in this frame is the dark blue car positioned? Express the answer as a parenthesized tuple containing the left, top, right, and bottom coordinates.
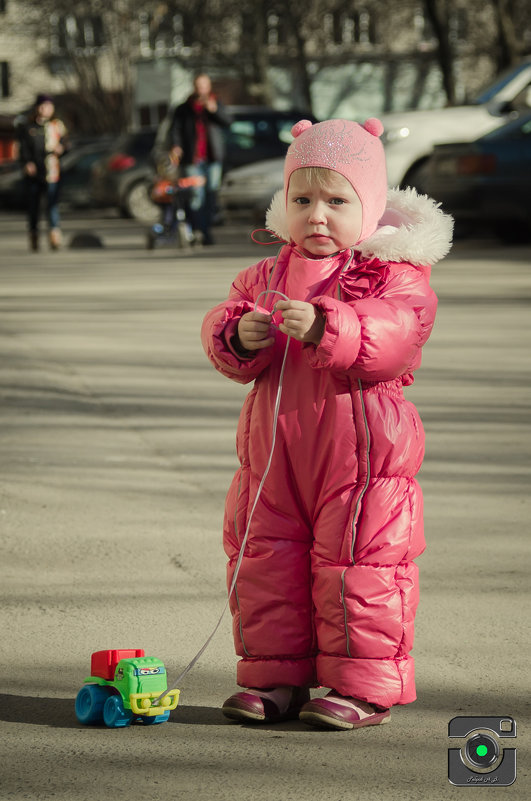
(422, 111, 531, 242)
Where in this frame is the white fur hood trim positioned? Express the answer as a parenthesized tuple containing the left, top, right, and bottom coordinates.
(265, 186, 453, 266)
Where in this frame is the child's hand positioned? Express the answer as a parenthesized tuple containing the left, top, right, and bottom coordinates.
(169, 146, 183, 164)
(237, 311, 274, 351)
(275, 300, 325, 345)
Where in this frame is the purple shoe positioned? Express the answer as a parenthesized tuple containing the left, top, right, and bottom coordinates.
(299, 692, 390, 730)
(222, 686, 310, 724)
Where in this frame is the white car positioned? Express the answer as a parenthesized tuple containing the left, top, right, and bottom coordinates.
(380, 58, 531, 187)
(219, 58, 531, 218)
(218, 156, 285, 221)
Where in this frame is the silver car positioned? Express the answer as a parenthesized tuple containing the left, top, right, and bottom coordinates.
(218, 157, 284, 222)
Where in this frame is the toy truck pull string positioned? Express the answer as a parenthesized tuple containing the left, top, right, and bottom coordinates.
(75, 649, 180, 728)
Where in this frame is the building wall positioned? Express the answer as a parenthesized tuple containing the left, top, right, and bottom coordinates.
(0, 1, 521, 133)
(0, 1, 67, 116)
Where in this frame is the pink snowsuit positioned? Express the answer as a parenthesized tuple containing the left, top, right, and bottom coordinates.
(201, 188, 452, 708)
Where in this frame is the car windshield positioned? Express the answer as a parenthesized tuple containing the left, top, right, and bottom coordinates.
(472, 60, 531, 104)
(225, 114, 309, 151)
(483, 112, 531, 141)
(115, 130, 156, 156)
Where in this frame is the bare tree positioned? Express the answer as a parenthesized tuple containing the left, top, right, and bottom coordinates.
(17, 0, 531, 131)
(214, 0, 275, 105)
(421, 0, 455, 104)
(491, 0, 522, 69)
(282, 0, 318, 113)
(17, 0, 148, 132)
(421, 0, 531, 103)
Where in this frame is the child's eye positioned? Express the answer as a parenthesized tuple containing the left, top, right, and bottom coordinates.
(329, 197, 345, 205)
(294, 196, 310, 205)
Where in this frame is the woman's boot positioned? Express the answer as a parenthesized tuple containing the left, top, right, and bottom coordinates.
(29, 231, 39, 251)
(49, 228, 62, 250)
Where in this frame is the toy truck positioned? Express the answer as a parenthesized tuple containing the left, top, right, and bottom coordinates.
(75, 649, 180, 728)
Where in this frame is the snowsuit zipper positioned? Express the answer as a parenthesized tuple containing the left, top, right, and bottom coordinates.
(336, 254, 372, 657)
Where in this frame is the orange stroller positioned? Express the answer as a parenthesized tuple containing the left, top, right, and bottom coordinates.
(146, 156, 206, 250)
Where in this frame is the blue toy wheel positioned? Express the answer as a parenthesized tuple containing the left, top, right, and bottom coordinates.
(103, 694, 133, 728)
(141, 710, 170, 725)
(75, 684, 111, 725)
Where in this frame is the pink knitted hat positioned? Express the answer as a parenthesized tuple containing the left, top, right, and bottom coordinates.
(284, 118, 388, 242)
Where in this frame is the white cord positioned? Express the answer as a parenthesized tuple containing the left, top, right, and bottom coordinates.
(155, 290, 291, 703)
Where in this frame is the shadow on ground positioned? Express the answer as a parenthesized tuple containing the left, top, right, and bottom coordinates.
(0, 694, 226, 728)
(2, 685, 528, 732)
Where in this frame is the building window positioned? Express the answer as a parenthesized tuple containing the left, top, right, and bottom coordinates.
(50, 13, 105, 54)
(331, 9, 376, 46)
(266, 10, 286, 46)
(1, 61, 9, 98)
(139, 9, 194, 55)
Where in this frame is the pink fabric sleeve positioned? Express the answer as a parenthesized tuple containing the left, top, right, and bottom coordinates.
(201, 258, 276, 384)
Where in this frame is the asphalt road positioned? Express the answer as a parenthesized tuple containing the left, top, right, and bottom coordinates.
(1, 212, 530, 800)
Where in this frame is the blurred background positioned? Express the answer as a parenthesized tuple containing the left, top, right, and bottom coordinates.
(0, 0, 530, 240)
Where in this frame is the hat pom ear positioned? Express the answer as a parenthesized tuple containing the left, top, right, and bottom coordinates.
(291, 119, 313, 138)
(363, 118, 384, 137)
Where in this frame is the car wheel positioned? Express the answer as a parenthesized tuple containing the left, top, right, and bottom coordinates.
(75, 684, 112, 725)
(103, 694, 134, 728)
(123, 180, 160, 223)
(141, 710, 171, 724)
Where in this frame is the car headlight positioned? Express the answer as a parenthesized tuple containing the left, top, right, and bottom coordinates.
(381, 126, 410, 145)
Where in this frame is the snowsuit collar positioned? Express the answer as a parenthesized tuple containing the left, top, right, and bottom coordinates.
(265, 186, 453, 267)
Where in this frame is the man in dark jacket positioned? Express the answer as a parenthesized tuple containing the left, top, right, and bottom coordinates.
(169, 73, 231, 244)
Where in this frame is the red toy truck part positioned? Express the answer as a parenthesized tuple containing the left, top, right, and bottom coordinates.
(90, 649, 145, 681)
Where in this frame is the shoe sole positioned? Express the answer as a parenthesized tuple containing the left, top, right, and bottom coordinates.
(299, 708, 391, 730)
(222, 705, 265, 722)
(222, 704, 306, 724)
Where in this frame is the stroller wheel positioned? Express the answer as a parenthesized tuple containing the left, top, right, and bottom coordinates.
(191, 229, 204, 248)
(176, 222, 193, 250)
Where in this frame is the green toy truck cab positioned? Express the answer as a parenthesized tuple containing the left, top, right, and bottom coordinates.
(75, 649, 180, 728)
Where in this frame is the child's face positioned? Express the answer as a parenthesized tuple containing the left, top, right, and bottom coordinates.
(286, 169, 363, 257)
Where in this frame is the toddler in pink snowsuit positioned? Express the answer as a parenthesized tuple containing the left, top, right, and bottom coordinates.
(201, 118, 453, 729)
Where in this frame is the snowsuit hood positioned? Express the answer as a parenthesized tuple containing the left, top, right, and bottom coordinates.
(265, 185, 453, 267)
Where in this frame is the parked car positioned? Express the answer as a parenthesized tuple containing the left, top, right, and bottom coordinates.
(223, 107, 318, 171)
(218, 156, 284, 221)
(0, 137, 116, 211)
(379, 58, 531, 189)
(89, 128, 159, 222)
(422, 111, 531, 242)
(89, 107, 317, 223)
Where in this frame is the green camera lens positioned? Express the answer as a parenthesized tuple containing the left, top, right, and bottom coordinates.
(466, 734, 499, 769)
